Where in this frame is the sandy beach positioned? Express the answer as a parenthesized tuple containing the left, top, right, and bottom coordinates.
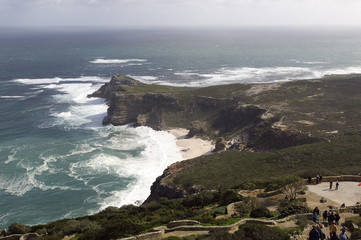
(168, 128, 214, 160)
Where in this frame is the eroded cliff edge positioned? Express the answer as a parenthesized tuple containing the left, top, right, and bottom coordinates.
(89, 74, 361, 201)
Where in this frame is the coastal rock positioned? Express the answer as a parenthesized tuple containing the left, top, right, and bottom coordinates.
(186, 121, 206, 138)
(213, 137, 227, 152)
(144, 165, 186, 203)
(87, 75, 139, 99)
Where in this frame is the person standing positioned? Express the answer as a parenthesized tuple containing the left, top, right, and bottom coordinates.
(313, 212, 319, 223)
(309, 225, 321, 240)
(329, 223, 338, 237)
(339, 228, 350, 240)
(320, 175, 323, 183)
(322, 210, 328, 221)
(316, 224, 326, 240)
(328, 211, 336, 226)
(336, 181, 339, 190)
(335, 212, 340, 225)
(313, 207, 320, 216)
(330, 231, 340, 240)
(330, 181, 333, 190)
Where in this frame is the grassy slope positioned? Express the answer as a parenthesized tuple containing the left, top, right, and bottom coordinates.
(174, 135, 361, 189)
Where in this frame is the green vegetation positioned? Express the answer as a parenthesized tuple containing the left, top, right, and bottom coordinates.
(277, 199, 309, 218)
(7, 222, 31, 234)
(173, 135, 361, 190)
(250, 207, 273, 218)
(10, 187, 285, 240)
(168, 224, 290, 240)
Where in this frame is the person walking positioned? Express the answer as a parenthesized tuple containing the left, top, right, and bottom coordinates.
(320, 175, 323, 183)
(336, 181, 339, 190)
(330, 181, 333, 190)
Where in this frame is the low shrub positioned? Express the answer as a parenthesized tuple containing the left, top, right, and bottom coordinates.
(250, 207, 272, 218)
(234, 223, 290, 240)
(277, 199, 309, 218)
(234, 197, 257, 217)
(352, 229, 361, 239)
(8, 222, 31, 234)
(220, 189, 242, 206)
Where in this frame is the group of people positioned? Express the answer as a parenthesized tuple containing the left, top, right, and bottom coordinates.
(307, 176, 340, 191)
(309, 225, 349, 240)
(308, 175, 323, 184)
(309, 207, 349, 240)
(329, 181, 340, 190)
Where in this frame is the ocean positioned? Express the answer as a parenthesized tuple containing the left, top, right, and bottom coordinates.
(1, 27, 361, 229)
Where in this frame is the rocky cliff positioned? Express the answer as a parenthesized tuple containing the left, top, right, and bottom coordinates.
(89, 74, 321, 151)
(90, 74, 361, 202)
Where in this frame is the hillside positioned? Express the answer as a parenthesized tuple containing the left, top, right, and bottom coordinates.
(147, 134, 361, 202)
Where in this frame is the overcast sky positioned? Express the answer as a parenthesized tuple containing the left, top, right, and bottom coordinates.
(1, 0, 361, 27)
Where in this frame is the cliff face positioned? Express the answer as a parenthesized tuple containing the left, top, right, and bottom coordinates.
(103, 92, 182, 129)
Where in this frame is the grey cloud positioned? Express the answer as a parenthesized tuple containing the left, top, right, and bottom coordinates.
(1, 0, 361, 26)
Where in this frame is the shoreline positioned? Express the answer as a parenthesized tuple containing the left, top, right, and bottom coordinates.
(167, 128, 214, 160)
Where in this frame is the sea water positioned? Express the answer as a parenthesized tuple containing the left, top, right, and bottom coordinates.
(1, 27, 361, 229)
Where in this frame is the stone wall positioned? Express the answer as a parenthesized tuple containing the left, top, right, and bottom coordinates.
(166, 220, 200, 228)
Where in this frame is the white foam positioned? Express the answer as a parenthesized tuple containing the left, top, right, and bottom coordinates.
(4, 148, 18, 164)
(0, 96, 24, 99)
(90, 59, 147, 64)
(0, 174, 33, 196)
(44, 82, 107, 128)
(290, 59, 329, 65)
(99, 126, 184, 208)
(129, 75, 158, 83)
(151, 65, 361, 87)
(322, 66, 361, 75)
(67, 125, 184, 209)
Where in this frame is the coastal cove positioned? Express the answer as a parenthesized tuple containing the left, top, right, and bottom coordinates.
(2, 73, 361, 240)
(2, 28, 361, 231)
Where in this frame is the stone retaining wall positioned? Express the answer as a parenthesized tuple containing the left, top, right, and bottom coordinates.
(165, 218, 276, 233)
(257, 189, 283, 198)
(309, 175, 361, 184)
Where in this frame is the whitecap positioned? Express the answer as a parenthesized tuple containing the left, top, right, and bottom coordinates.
(128, 75, 158, 83)
(0, 95, 24, 99)
(90, 59, 147, 64)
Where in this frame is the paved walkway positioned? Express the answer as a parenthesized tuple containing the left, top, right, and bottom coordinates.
(308, 181, 361, 206)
